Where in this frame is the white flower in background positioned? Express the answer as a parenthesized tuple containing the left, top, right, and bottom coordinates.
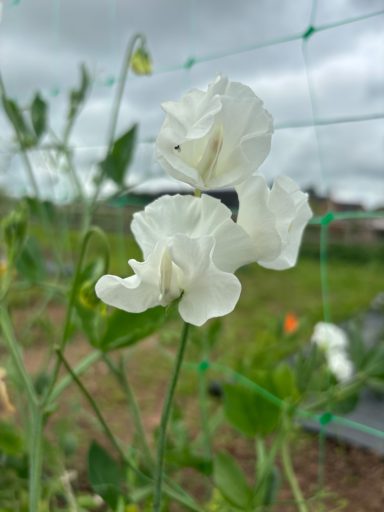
(156, 76, 273, 190)
(311, 322, 354, 383)
(311, 322, 348, 352)
(95, 194, 253, 326)
(327, 351, 354, 383)
(236, 175, 313, 270)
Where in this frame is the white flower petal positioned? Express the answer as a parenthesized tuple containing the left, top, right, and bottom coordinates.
(169, 235, 241, 326)
(236, 175, 312, 270)
(156, 75, 273, 190)
(95, 274, 159, 313)
(132, 194, 255, 272)
(161, 88, 222, 141)
(95, 242, 182, 313)
(236, 175, 283, 263)
(311, 322, 349, 351)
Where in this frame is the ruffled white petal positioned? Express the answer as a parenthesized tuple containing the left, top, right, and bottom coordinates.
(236, 176, 283, 263)
(169, 235, 242, 326)
(95, 242, 182, 312)
(155, 75, 273, 190)
(95, 274, 159, 313)
(236, 175, 312, 270)
(131, 194, 255, 273)
(262, 177, 313, 270)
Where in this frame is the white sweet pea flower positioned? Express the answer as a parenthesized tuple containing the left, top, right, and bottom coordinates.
(311, 322, 349, 352)
(95, 194, 253, 326)
(131, 194, 255, 273)
(327, 351, 354, 383)
(236, 175, 312, 270)
(96, 235, 241, 327)
(311, 322, 354, 383)
(155, 76, 273, 190)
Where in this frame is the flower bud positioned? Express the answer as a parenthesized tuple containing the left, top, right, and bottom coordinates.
(131, 45, 152, 76)
(79, 279, 100, 309)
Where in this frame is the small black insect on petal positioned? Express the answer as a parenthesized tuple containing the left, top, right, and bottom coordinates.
(174, 144, 181, 152)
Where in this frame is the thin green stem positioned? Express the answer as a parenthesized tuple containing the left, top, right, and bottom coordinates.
(42, 226, 109, 408)
(56, 348, 155, 485)
(253, 429, 285, 505)
(0, 306, 37, 405)
(319, 223, 331, 323)
(50, 350, 102, 402)
(281, 441, 308, 512)
(198, 367, 212, 459)
(28, 410, 44, 512)
(153, 322, 190, 511)
(19, 150, 41, 200)
(0, 306, 43, 512)
(107, 33, 145, 148)
(56, 349, 125, 462)
(303, 373, 366, 413)
(103, 354, 154, 467)
(91, 33, 146, 208)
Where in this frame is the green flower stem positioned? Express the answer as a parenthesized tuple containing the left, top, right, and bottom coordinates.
(153, 322, 190, 511)
(0, 306, 37, 405)
(0, 306, 43, 512)
(55, 348, 127, 461)
(55, 348, 200, 512)
(304, 373, 366, 413)
(50, 350, 103, 402)
(107, 33, 146, 148)
(198, 364, 212, 460)
(42, 226, 109, 409)
(103, 354, 154, 467)
(253, 429, 285, 505)
(29, 410, 44, 512)
(281, 441, 308, 512)
(91, 33, 146, 209)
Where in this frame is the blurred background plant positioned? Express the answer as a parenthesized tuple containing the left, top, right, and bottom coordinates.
(0, 0, 384, 511)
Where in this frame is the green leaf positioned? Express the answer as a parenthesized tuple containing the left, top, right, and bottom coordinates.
(15, 236, 45, 282)
(273, 363, 300, 403)
(100, 125, 137, 186)
(262, 466, 281, 506)
(223, 379, 280, 437)
(1, 96, 35, 148)
(67, 64, 90, 122)
(99, 306, 166, 351)
(0, 422, 24, 456)
(167, 447, 212, 475)
(213, 452, 252, 509)
(30, 93, 47, 139)
(87, 441, 125, 509)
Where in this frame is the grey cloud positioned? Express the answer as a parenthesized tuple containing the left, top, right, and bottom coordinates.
(0, 0, 383, 207)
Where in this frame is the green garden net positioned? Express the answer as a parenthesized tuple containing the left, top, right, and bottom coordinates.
(1, 0, 384, 503)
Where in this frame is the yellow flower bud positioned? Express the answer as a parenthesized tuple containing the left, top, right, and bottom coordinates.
(131, 46, 152, 76)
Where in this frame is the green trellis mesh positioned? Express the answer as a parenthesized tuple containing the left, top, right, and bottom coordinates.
(4, 0, 384, 493)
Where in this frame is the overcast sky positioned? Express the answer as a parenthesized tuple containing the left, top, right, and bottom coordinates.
(0, 0, 383, 207)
